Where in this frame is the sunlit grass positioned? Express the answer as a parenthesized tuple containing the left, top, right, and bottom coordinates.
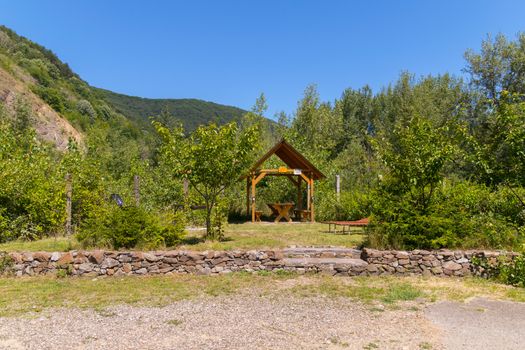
(179, 222, 365, 251)
(1, 273, 523, 317)
(0, 236, 80, 252)
(0, 222, 364, 252)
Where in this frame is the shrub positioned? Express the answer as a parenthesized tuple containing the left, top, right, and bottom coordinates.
(472, 253, 525, 288)
(77, 99, 96, 122)
(499, 254, 525, 287)
(77, 205, 185, 250)
(367, 181, 524, 250)
(32, 86, 65, 112)
(316, 189, 370, 222)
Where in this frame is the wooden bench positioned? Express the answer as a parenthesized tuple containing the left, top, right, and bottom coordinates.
(294, 209, 311, 222)
(254, 210, 263, 222)
(323, 218, 369, 234)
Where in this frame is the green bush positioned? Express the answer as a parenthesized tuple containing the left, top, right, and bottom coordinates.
(77, 205, 185, 250)
(316, 189, 370, 222)
(472, 253, 525, 288)
(499, 254, 525, 287)
(367, 181, 524, 250)
(32, 86, 65, 112)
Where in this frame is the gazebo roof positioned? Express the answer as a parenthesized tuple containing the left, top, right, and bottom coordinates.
(249, 139, 326, 180)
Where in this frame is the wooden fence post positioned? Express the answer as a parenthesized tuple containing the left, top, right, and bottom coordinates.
(183, 178, 190, 201)
(335, 174, 340, 201)
(134, 175, 140, 206)
(65, 173, 72, 236)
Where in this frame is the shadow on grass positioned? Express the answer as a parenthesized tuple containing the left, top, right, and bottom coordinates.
(180, 235, 234, 246)
(180, 236, 204, 245)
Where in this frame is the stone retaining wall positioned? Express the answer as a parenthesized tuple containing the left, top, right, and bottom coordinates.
(0, 248, 516, 277)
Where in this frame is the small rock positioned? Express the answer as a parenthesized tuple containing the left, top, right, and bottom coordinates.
(57, 252, 73, 266)
(143, 253, 160, 262)
(50, 252, 61, 262)
(101, 258, 119, 269)
(89, 250, 105, 264)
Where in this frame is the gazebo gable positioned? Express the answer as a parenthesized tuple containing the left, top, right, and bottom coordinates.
(249, 139, 325, 180)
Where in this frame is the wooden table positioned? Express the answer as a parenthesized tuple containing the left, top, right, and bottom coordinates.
(268, 203, 295, 223)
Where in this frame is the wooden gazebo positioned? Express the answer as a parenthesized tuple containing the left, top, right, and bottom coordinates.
(245, 139, 325, 223)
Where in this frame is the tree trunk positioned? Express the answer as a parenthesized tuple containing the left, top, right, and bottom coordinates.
(205, 200, 214, 240)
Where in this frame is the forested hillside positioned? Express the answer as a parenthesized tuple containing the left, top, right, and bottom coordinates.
(98, 88, 247, 131)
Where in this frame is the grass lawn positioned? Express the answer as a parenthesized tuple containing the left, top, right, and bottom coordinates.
(179, 222, 365, 251)
(0, 236, 80, 252)
(0, 222, 365, 252)
(0, 273, 523, 317)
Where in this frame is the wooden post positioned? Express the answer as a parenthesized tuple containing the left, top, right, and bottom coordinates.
(307, 180, 311, 214)
(133, 175, 140, 206)
(335, 175, 340, 201)
(183, 178, 189, 199)
(65, 173, 72, 236)
(297, 178, 302, 210)
(246, 177, 250, 216)
(251, 176, 256, 223)
(310, 178, 315, 222)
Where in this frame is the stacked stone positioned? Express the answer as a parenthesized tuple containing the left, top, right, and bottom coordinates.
(5, 250, 285, 277)
(1, 248, 517, 278)
(361, 248, 514, 277)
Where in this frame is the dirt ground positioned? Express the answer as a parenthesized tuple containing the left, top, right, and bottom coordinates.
(1, 295, 521, 350)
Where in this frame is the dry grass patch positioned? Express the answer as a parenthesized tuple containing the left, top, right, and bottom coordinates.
(1, 273, 524, 317)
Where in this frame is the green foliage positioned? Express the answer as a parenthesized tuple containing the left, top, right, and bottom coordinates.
(0, 253, 14, 274)
(32, 85, 65, 112)
(368, 181, 523, 250)
(3, 24, 525, 253)
(154, 121, 259, 239)
(0, 118, 65, 243)
(77, 205, 185, 250)
(499, 254, 525, 287)
(472, 253, 525, 288)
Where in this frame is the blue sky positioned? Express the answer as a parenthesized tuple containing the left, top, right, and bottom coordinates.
(1, 1, 524, 118)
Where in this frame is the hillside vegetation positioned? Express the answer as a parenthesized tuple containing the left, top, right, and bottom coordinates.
(98, 88, 247, 131)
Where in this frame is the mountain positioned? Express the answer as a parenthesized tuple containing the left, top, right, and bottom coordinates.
(97, 88, 247, 132)
(0, 25, 249, 150)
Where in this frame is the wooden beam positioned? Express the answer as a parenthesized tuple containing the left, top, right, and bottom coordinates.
(253, 171, 267, 186)
(299, 172, 310, 184)
(297, 178, 302, 210)
(306, 180, 311, 213)
(251, 176, 256, 223)
(246, 177, 250, 216)
(310, 178, 315, 222)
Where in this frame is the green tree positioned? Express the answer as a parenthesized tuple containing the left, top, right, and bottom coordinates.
(154, 121, 259, 240)
(465, 33, 525, 100)
(469, 92, 525, 188)
(370, 115, 458, 248)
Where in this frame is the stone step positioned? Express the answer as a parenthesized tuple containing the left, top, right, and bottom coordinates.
(283, 247, 362, 259)
(283, 257, 368, 268)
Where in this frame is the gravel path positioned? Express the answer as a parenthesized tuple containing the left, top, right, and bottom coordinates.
(0, 296, 440, 350)
(425, 297, 525, 350)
